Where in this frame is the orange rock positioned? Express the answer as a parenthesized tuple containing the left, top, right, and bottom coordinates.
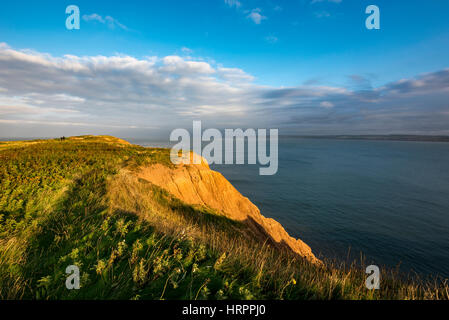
(137, 152, 320, 264)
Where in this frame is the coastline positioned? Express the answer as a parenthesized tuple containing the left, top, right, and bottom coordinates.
(1, 136, 448, 300)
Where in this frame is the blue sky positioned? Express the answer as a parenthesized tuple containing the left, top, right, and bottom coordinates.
(1, 0, 448, 86)
(0, 0, 449, 137)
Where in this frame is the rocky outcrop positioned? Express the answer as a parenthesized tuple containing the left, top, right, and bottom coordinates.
(137, 153, 320, 264)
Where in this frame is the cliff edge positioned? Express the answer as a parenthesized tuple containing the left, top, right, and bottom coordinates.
(137, 153, 320, 264)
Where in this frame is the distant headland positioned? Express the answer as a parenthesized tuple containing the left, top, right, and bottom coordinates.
(283, 135, 449, 143)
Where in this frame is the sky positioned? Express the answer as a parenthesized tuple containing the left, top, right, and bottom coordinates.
(0, 0, 449, 138)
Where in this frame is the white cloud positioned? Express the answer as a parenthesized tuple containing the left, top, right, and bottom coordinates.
(224, 2, 268, 27)
(218, 67, 255, 82)
(224, 0, 242, 8)
(265, 35, 279, 44)
(181, 47, 193, 54)
(82, 13, 105, 23)
(0, 119, 139, 128)
(320, 101, 334, 108)
(82, 13, 129, 31)
(314, 11, 331, 18)
(247, 8, 266, 24)
(0, 45, 257, 132)
(1, 44, 448, 136)
(161, 56, 215, 75)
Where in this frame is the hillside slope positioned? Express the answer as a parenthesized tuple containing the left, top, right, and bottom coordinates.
(137, 158, 319, 264)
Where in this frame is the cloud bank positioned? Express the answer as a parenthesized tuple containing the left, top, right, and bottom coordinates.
(0, 43, 448, 137)
(82, 13, 129, 31)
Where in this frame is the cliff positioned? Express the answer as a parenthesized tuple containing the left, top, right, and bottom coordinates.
(136, 153, 320, 264)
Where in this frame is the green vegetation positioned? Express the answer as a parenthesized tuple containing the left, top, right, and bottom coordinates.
(0, 136, 447, 300)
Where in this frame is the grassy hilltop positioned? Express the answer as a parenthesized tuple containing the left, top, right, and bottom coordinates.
(0, 136, 447, 300)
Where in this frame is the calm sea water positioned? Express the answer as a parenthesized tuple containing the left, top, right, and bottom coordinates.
(133, 137, 449, 278)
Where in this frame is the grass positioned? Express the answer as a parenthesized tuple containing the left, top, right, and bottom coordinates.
(0, 135, 448, 300)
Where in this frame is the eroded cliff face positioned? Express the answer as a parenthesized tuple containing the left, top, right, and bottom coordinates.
(137, 156, 320, 264)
